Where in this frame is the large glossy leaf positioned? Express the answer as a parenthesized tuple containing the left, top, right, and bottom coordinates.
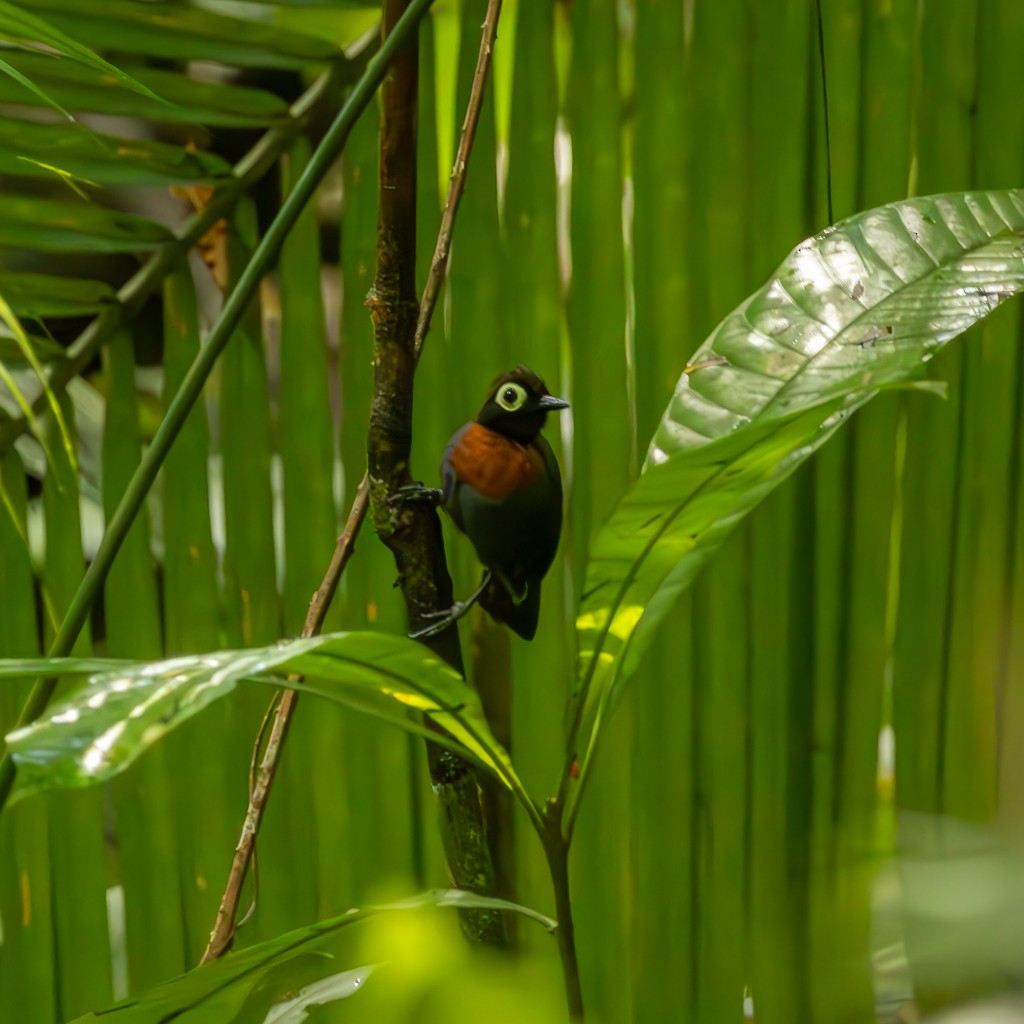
(567, 190, 1024, 832)
(66, 890, 555, 1023)
(4, 632, 528, 804)
(0, 657, 129, 678)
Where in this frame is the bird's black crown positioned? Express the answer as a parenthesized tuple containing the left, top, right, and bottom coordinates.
(476, 365, 569, 441)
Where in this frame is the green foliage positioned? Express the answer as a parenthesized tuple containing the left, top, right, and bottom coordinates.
(66, 892, 556, 1023)
(1, 2, 1023, 1022)
(0, 0, 164, 110)
(569, 190, 1024, 832)
(5, 632, 521, 804)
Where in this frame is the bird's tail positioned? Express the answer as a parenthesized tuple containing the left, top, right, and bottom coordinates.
(480, 577, 541, 640)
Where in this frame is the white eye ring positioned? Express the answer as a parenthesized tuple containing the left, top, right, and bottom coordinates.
(496, 382, 528, 412)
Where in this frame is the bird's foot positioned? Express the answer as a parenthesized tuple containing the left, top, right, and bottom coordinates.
(408, 573, 491, 639)
(408, 602, 472, 640)
(388, 483, 442, 507)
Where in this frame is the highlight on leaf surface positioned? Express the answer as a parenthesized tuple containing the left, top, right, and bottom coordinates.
(567, 190, 1024, 832)
(4, 632, 524, 803)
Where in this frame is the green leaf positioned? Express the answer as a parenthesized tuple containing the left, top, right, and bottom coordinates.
(0, 658, 129, 678)
(30, 0, 340, 70)
(0, 291, 75, 473)
(0, 51, 287, 126)
(0, 0, 165, 103)
(568, 189, 1024, 833)
(0, 118, 230, 185)
(0, 194, 172, 253)
(0, 333, 63, 363)
(0, 273, 115, 319)
(0, 52, 73, 121)
(4, 633, 527, 804)
(65, 890, 555, 1023)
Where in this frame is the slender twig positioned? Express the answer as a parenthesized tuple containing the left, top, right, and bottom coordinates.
(0, 0, 436, 818)
(199, 476, 369, 963)
(301, 475, 371, 638)
(413, 0, 503, 359)
(0, 59, 352, 455)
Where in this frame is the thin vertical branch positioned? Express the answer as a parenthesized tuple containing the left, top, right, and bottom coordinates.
(199, 476, 369, 963)
(366, 0, 505, 945)
(413, 0, 504, 359)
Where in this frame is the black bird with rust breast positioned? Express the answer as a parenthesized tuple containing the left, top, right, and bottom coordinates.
(397, 366, 568, 639)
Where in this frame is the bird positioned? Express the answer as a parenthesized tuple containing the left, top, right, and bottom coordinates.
(395, 366, 568, 640)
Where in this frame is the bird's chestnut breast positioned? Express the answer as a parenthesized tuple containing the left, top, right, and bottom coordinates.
(448, 421, 545, 500)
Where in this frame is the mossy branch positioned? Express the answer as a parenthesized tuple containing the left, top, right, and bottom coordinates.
(366, 0, 505, 946)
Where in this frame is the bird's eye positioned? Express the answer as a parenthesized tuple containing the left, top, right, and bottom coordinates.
(496, 383, 528, 411)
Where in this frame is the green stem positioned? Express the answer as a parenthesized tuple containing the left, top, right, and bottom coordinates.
(542, 816, 585, 1022)
(0, 0, 437, 816)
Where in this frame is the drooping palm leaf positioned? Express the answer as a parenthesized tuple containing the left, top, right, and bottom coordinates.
(0, 51, 287, 126)
(0, 0, 164, 102)
(27, 0, 340, 69)
(0, 0, 373, 469)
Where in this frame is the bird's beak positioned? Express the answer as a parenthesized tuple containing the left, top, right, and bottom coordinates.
(538, 394, 570, 411)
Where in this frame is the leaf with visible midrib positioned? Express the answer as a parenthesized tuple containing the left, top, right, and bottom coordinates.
(567, 190, 1024, 832)
(4, 632, 528, 806)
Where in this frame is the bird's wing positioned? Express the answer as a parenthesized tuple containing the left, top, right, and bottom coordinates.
(532, 432, 563, 498)
(440, 423, 472, 530)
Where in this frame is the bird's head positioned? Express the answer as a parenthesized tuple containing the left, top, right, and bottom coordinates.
(476, 365, 569, 442)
